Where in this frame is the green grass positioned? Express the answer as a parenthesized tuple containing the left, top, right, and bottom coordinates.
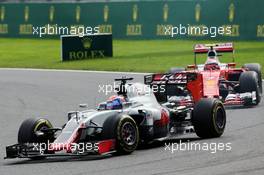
(0, 38, 264, 73)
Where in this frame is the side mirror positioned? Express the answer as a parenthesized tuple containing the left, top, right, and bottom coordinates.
(67, 111, 77, 121)
(79, 104, 88, 108)
(228, 63, 236, 68)
(97, 102, 107, 110)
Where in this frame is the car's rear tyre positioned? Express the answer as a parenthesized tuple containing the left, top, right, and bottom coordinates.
(102, 114, 139, 155)
(192, 98, 226, 138)
(18, 118, 53, 143)
(115, 115, 139, 154)
(239, 71, 261, 106)
(243, 63, 262, 94)
(168, 67, 185, 74)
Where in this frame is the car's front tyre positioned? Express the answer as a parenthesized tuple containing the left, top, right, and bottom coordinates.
(239, 71, 261, 106)
(17, 118, 54, 160)
(18, 118, 53, 143)
(243, 63, 262, 94)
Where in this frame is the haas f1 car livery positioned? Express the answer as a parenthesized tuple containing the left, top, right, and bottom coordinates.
(5, 77, 226, 159)
(153, 43, 262, 106)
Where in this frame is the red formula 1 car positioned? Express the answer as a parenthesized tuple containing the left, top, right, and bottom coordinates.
(145, 43, 262, 106)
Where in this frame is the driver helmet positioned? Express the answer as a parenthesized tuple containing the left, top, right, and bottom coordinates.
(106, 95, 125, 110)
(205, 49, 220, 70)
(206, 49, 219, 64)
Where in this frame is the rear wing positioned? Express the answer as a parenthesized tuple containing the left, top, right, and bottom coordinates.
(194, 43, 234, 54)
(144, 73, 197, 103)
(144, 73, 187, 102)
(144, 72, 198, 85)
(145, 73, 187, 85)
(193, 42, 234, 64)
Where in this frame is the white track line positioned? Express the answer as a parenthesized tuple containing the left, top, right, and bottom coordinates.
(0, 68, 263, 81)
(0, 68, 150, 75)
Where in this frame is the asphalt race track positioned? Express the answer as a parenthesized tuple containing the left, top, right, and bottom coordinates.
(1, 69, 264, 175)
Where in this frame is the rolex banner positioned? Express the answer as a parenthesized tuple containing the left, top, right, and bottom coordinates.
(61, 34, 113, 61)
(0, 1, 264, 40)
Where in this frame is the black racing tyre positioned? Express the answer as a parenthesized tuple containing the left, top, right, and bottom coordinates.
(115, 115, 139, 154)
(243, 63, 262, 94)
(168, 67, 186, 74)
(101, 114, 139, 154)
(239, 71, 261, 106)
(192, 98, 226, 138)
(101, 113, 123, 140)
(18, 118, 53, 144)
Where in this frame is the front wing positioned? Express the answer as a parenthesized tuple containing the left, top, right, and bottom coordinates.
(5, 139, 116, 159)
